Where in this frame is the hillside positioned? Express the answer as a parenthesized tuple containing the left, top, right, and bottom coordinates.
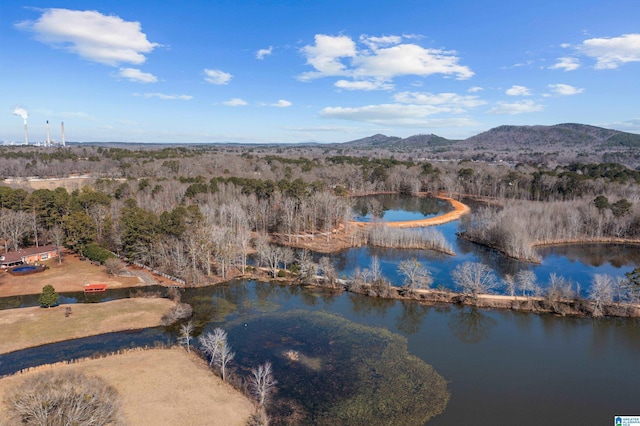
(338, 123, 640, 165)
(460, 123, 640, 149)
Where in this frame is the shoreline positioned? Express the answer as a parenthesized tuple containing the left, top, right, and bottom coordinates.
(350, 194, 471, 229)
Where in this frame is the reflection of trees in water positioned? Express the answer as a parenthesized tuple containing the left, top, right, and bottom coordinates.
(351, 194, 452, 220)
(537, 244, 640, 268)
(456, 238, 529, 278)
(227, 310, 449, 426)
(448, 306, 497, 344)
(396, 301, 430, 335)
(348, 293, 395, 317)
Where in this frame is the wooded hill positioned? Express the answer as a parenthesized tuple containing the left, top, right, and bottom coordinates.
(337, 123, 640, 166)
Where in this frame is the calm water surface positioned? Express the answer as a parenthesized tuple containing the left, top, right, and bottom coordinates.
(2, 280, 638, 425)
(352, 194, 452, 222)
(1, 196, 639, 425)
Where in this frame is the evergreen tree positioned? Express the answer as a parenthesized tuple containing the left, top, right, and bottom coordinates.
(39, 285, 59, 308)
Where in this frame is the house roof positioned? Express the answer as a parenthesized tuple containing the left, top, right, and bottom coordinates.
(0, 245, 58, 264)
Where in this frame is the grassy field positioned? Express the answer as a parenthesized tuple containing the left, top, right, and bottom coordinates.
(0, 253, 145, 298)
(0, 347, 254, 425)
(0, 298, 174, 354)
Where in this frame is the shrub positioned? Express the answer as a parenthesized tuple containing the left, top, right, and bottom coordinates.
(4, 370, 122, 425)
(83, 243, 115, 264)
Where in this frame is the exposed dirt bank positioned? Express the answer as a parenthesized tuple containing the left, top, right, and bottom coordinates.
(350, 195, 470, 228)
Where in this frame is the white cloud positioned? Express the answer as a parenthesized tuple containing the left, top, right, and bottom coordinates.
(547, 84, 584, 96)
(223, 98, 248, 106)
(505, 85, 531, 96)
(335, 80, 393, 91)
(16, 8, 158, 66)
(579, 33, 640, 69)
(549, 57, 580, 71)
(393, 92, 486, 110)
(468, 86, 484, 93)
(320, 104, 477, 127)
(299, 34, 473, 88)
(256, 46, 273, 60)
(352, 43, 474, 80)
(118, 68, 158, 83)
(359, 35, 402, 50)
(271, 99, 292, 108)
(135, 93, 192, 100)
(604, 118, 640, 132)
(204, 69, 232, 85)
(299, 34, 357, 80)
(488, 100, 543, 115)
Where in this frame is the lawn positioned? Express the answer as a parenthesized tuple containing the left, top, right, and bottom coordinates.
(0, 297, 174, 354)
(0, 347, 254, 425)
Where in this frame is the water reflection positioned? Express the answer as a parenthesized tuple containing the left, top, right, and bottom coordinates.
(352, 194, 452, 222)
(224, 309, 449, 425)
(1, 280, 639, 425)
(447, 306, 498, 344)
(395, 300, 430, 335)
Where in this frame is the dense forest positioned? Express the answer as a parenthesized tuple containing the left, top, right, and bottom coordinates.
(1, 143, 640, 286)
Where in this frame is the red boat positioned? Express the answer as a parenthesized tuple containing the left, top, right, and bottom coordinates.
(84, 284, 107, 293)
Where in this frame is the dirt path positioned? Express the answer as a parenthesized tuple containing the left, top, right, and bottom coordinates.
(0, 348, 254, 425)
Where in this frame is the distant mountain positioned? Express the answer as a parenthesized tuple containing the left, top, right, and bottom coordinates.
(341, 133, 456, 148)
(340, 123, 640, 153)
(341, 134, 402, 147)
(460, 123, 640, 149)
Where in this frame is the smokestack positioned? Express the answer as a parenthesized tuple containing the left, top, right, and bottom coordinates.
(13, 107, 28, 145)
(46, 120, 51, 146)
(61, 122, 66, 147)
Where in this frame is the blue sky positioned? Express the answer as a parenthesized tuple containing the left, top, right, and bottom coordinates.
(1, 0, 640, 143)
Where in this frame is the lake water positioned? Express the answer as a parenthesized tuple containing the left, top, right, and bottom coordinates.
(1, 195, 639, 425)
(341, 196, 640, 294)
(2, 280, 638, 425)
(352, 194, 453, 222)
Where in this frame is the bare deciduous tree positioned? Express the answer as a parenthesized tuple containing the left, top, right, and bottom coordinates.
(318, 256, 338, 288)
(503, 274, 516, 298)
(104, 257, 122, 276)
(179, 320, 194, 353)
(589, 274, 615, 317)
(515, 270, 540, 299)
(161, 302, 193, 326)
(397, 258, 432, 294)
(50, 224, 65, 264)
(199, 327, 234, 381)
(3, 210, 31, 251)
(250, 361, 277, 408)
(451, 261, 497, 302)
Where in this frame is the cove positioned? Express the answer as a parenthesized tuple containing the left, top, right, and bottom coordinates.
(339, 195, 640, 294)
(351, 193, 453, 222)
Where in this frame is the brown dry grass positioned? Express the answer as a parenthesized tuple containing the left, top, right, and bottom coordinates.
(0, 253, 143, 298)
(0, 298, 174, 354)
(0, 348, 254, 425)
